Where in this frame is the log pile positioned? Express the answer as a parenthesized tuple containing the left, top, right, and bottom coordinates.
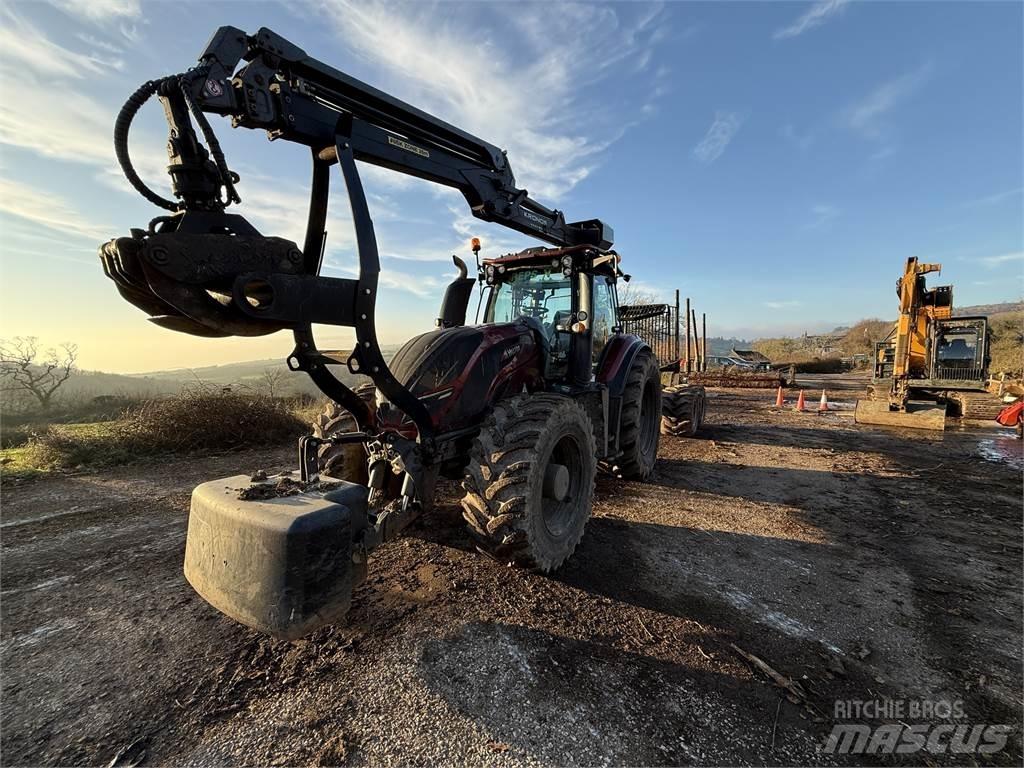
(687, 370, 784, 389)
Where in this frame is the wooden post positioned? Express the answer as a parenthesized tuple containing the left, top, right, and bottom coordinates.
(701, 312, 707, 372)
(674, 289, 681, 368)
(684, 296, 691, 373)
(691, 307, 698, 373)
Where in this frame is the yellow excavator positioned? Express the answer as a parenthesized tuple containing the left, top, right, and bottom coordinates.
(855, 257, 1002, 430)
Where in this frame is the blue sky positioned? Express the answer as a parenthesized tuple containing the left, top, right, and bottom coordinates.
(0, 0, 1021, 372)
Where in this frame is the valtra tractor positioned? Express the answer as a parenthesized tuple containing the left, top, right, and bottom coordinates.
(99, 27, 663, 639)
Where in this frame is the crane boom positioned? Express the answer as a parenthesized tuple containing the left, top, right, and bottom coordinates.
(100, 26, 613, 442)
(191, 26, 611, 249)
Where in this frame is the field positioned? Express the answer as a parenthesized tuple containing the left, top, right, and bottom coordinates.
(1, 374, 1021, 766)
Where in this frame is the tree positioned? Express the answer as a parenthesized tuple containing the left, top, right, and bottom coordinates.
(617, 283, 660, 307)
(0, 337, 78, 412)
(258, 368, 287, 399)
(840, 319, 893, 356)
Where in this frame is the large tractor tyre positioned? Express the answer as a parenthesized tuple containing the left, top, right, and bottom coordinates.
(610, 349, 662, 480)
(461, 393, 597, 572)
(661, 385, 706, 437)
(312, 383, 376, 483)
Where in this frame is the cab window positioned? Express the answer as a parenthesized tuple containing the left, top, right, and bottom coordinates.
(592, 276, 616, 366)
(486, 268, 573, 344)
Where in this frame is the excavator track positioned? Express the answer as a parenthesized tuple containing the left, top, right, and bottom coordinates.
(948, 391, 1005, 421)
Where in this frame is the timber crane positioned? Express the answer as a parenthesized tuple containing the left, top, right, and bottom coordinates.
(99, 26, 661, 639)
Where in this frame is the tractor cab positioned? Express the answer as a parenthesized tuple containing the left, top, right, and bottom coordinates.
(481, 244, 624, 388)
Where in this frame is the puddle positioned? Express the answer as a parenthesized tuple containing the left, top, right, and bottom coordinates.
(975, 435, 1024, 471)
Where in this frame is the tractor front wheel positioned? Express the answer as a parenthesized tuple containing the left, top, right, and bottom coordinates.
(312, 383, 376, 482)
(461, 393, 596, 572)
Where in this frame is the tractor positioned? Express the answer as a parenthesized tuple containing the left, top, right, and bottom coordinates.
(99, 27, 662, 639)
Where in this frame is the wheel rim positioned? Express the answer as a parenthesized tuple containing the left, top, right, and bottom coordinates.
(542, 434, 584, 537)
(639, 378, 658, 457)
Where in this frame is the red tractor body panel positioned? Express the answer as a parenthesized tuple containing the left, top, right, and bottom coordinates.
(375, 319, 544, 434)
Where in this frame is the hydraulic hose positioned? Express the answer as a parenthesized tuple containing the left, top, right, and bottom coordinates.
(114, 76, 179, 211)
(113, 69, 240, 211)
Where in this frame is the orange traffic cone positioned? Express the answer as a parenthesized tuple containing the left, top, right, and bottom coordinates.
(818, 390, 829, 412)
(774, 386, 785, 408)
(794, 390, 806, 412)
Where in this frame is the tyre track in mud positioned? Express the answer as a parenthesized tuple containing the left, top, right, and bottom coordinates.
(1, 379, 1020, 766)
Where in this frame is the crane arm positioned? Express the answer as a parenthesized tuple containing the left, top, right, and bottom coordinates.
(99, 26, 612, 440)
(188, 26, 611, 249)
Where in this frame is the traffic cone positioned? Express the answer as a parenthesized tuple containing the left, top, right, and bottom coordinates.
(818, 390, 829, 412)
(794, 390, 806, 412)
(774, 386, 785, 408)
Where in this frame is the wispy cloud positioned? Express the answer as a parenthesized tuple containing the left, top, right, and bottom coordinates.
(0, 6, 123, 77)
(978, 251, 1024, 268)
(962, 187, 1023, 209)
(780, 123, 814, 152)
(763, 300, 802, 310)
(315, 0, 669, 199)
(47, 0, 140, 23)
(0, 177, 113, 243)
(803, 204, 840, 230)
(774, 0, 850, 40)
(0, 69, 118, 164)
(693, 112, 742, 164)
(846, 63, 932, 139)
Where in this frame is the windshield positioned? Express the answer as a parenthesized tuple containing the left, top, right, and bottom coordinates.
(486, 269, 573, 331)
(936, 331, 977, 361)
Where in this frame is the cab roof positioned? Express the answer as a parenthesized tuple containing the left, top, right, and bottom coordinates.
(483, 244, 620, 276)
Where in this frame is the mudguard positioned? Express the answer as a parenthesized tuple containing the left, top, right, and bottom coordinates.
(595, 334, 652, 455)
(596, 333, 650, 397)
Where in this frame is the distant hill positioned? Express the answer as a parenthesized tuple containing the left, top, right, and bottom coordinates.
(126, 345, 406, 396)
(954, 301, 1023, 318)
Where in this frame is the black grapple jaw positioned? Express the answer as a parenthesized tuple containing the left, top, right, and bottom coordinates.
(99, 212, 309, 338)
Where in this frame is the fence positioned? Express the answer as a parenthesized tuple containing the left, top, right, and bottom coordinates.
(618, 303, 680, 370)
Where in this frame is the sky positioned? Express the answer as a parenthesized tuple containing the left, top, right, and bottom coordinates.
(0, 0, 1021, 373)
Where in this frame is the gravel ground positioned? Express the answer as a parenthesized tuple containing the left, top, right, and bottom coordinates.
(1, 374, 1021, 766)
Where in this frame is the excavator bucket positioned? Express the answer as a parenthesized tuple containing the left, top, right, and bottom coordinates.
(854, 399, 947, 431)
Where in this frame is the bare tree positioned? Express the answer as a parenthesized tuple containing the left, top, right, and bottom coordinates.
(617, 283, 660, 306)
(0, 337, 78, 412)
(258, 368, 287, 399)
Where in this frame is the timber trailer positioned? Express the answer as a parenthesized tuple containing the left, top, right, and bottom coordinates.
(855, 257, 1002, 430)
(98, 27, 664, 639)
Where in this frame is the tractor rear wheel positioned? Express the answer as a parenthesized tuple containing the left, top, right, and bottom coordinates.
(312, 383, 376, 482)
(461, 392, 596, 572)
(611, 349, 662, 479)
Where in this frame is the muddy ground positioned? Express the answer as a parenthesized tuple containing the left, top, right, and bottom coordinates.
(2, 374, 1021, 766)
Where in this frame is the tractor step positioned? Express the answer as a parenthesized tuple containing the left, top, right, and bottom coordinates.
(184, 474, 369, 640)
